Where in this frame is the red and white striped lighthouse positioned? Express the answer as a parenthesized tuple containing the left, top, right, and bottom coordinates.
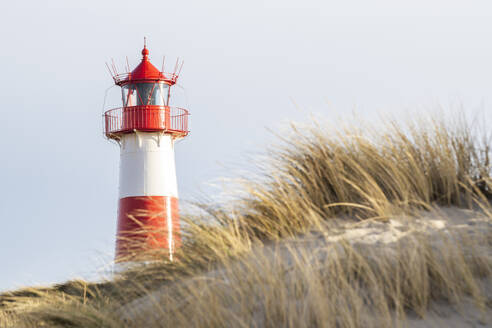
(103, 44, 189, 262)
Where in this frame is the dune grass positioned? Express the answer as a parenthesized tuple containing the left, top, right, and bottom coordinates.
(1, 113, 491, 327)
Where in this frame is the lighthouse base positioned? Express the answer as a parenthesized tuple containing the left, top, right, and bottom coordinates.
(115, 196, 180, 261)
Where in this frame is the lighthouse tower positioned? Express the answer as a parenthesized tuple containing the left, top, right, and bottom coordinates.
(104, 44, 189, 262)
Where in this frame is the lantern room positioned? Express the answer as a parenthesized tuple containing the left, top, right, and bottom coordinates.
(121, 82, 169, 107)
(104, 45, 189, 140)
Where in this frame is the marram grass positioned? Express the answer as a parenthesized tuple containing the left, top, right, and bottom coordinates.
(1, 114, 491, 327)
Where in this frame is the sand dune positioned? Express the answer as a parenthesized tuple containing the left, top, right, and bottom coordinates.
(117, 207, 491, 327)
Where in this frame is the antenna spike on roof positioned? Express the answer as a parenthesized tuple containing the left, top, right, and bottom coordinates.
(162, 56, 166, 72)
(111, 58, 118, 75)
(126, 56, 130, 73)
(144, 36, 147, 48)
(173, 57, 179, 74)
(105, 62, 115, 79)
(177, 60, 184, 76)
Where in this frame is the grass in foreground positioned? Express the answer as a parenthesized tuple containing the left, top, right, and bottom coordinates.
(1, 113, 491, 327)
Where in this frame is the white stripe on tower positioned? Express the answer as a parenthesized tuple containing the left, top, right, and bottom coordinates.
(119, 131, 178, 198)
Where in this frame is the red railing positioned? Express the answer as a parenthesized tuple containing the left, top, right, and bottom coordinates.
(104, 106, 189, 139)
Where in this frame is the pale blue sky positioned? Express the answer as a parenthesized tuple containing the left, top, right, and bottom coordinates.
(1, 0, 492, 291)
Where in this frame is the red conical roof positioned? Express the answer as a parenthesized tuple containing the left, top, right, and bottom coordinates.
(130, 46, 164, 81)
(113, 46, 177, 85)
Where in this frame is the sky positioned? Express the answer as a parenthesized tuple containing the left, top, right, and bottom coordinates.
(1, 0, 492, 291)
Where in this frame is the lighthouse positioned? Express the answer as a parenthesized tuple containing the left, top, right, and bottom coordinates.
(104, 44, 189, 262)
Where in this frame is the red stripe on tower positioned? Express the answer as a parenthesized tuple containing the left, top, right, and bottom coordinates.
(116, 196, 180, 260)
(103, 43, 189, 262)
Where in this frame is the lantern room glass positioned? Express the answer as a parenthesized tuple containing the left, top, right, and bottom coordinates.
(122, 82, 169, 107)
